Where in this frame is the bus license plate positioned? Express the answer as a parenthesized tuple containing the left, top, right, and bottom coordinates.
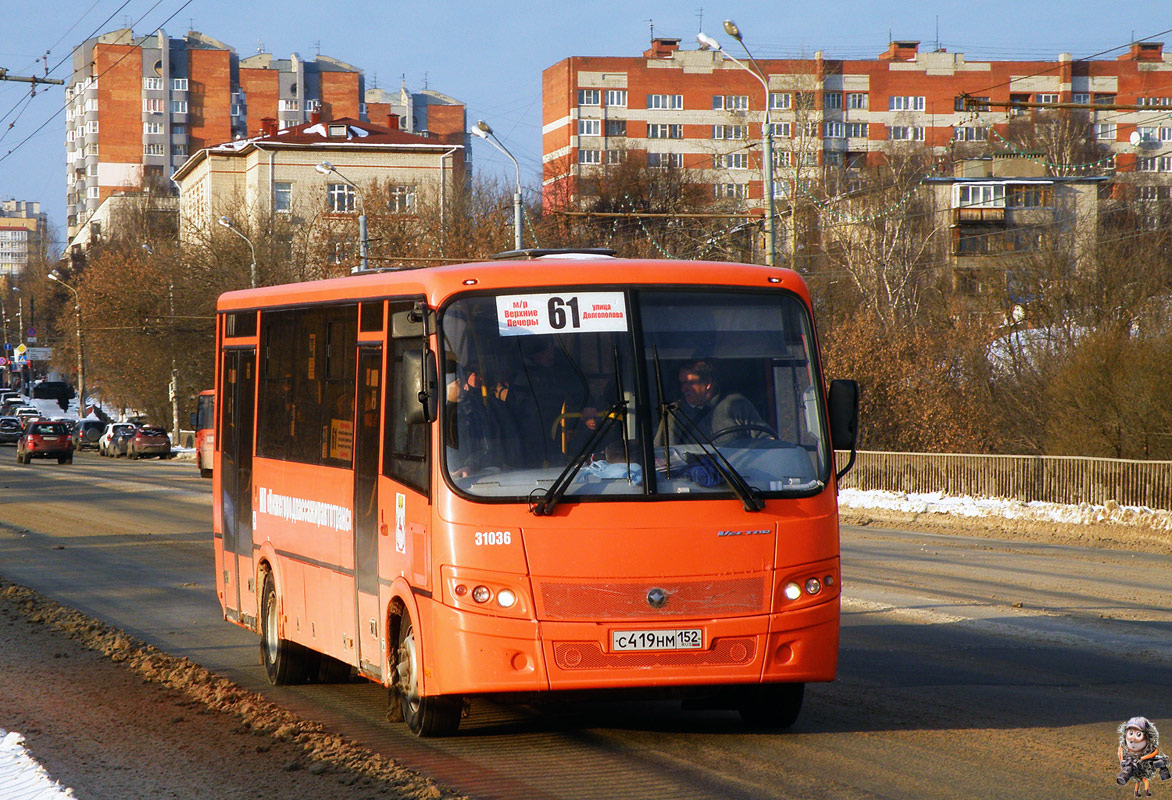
(611, 628, 703, 652)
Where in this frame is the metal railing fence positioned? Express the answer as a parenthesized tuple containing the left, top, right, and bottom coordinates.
(836, 451, 1172, 510)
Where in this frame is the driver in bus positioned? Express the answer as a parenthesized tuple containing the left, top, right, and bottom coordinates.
(662, 359, 771, 444)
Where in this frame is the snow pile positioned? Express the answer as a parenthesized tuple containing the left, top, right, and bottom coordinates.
(0, 731, 74, 799)
(839, 488, 1172, 531)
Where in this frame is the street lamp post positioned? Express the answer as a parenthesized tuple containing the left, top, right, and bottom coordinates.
(315, 161, 369, 272)
(470, 120, 523, 251)
(47, 271, 85, 414)
(698, 21, 777, 267)
(12, 287, 25, 391)
(217, 216, 258, 288)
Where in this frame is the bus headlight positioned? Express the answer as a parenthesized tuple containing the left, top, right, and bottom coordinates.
(471, 585, 492, 604)
(783, 582, 802, 601)
(496, 589, 517, 609)
(805, 578, 822, 595)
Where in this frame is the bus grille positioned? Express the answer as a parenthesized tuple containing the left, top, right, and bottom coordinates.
(537, 577, 767, 620)
(553, 637, 757, 670)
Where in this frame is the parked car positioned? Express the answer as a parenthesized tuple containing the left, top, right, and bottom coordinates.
(0, 390, 20, 405)
(14, 407, 41, 422)
(0, 399, 24, 416)
(127, 425, 171, 459)
(17, 419, 74, 464)
(110, 425, 138, 457)
(99, 422, 137, 456)
(71, 419, 105, 450)
(0, 416, 21, 444)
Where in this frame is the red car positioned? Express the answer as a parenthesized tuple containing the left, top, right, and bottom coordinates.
(17, 419, 75, 464)
(127, 424, 171, 459)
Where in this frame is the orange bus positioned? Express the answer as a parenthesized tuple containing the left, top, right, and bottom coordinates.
(212, 249, 858, 736)
(194, 389, 215, 478)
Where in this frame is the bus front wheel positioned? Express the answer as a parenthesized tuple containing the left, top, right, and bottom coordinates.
(259, 573, 315, 685)
(395, 614, 462, 737)
(736, 682, 805, 730)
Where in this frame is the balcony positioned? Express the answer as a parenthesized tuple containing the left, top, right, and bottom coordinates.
(953, 206, 1005, 224)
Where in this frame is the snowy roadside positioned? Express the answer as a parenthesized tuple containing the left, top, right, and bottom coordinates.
(0, 731, 74, 799)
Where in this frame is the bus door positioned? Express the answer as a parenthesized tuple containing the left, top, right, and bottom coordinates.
(220, 348, 256, 622)
(354, 346, 383, 677)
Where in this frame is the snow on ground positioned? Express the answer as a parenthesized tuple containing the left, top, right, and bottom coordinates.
(840, 487, 1172, 531)
(0, 731, 74, 799)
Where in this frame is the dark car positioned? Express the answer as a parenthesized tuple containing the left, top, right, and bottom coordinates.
(111, 425, 138, 458)
(31, 381, 75, 401)
(127, 425, 171, 459)
(72, 419, 105, 450)
(0, 416, 21, 444)
(17, 419, 75, 464)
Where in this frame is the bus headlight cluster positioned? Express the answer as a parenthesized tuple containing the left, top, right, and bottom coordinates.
(783, 574, 837, 602)
(453, 582, 521, 611)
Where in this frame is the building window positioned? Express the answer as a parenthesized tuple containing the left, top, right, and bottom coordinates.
(824, 92, 842, 110)
(84, 120, 99, 134)
(845, 122, 868, 138)
(605, 89, 627, 107)
(824, 121, 844, 138)
(327, 183, 356, 212)
(888, 96, 925, 112)
(577, 89, 601, 106)
(1094, 123, 1117, 140)
(647, 123, 682, 139)
(171, 78, 188, 92)
(144, 143, 165, 156)
(274, 182, 292, 213)
(86, 186, 99, 199)
(712, 94, 749, 111)
(647, 152, 682, 168)
(281, 99, 300, 112)
(769, 121, 792, 137)
(714, 153, 748, 170)
(1006, 184, 1053, 208)
(578, 119, 601, 136)
(84, 142, 98, 156)
(953, 126, 988, 141)
(172, 124, 186, 136)
(387, 184, 415, 213)
(646, 93, 683, 110)
(1139, 185, 1172, 201)
(606, 149, 624, 164)
(1037, 93, 1059, 104)
(605, 119, 627, 137)
(144, 98, 164, 114)
(171, 100, 188, 114)
(1094, 94, 1116, 106)
(305, 99, 321, 112)
(888, 125, 925, 141)
(143, 122, 163, 135)
(846, 92, 868, 110)
(172, 144, 188, 158)
(769, 93, 791, 110)
(1072, 92, 1090, 105)
(578, 149, 601, 164)
(143, 77, 163, 91)
(231, 104, 245, 118)
(713, 125, 747, 140)
(714, 183, 747, 199)
(956, 184, 1005, 208)
(1137, 157, 1159, 172)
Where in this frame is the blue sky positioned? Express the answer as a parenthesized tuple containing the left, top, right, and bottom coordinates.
(1, 0, 1167, 248)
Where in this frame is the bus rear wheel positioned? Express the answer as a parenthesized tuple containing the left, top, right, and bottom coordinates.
(395, 614, 462, 737)
(259, 573, 315, 685)
(736, 682, 805, 730)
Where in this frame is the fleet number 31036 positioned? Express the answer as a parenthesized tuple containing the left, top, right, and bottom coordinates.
(475, 531, 512, 546)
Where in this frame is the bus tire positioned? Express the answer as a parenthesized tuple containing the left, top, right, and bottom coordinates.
(736, 682, 804, 730)
(259, 573, 314, 685)
(395, 613, 462, 737)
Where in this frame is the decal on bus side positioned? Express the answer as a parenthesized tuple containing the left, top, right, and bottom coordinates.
(475, 531, 512, 546)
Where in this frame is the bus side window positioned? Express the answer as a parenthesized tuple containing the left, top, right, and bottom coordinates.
(385, 302, 430, 495)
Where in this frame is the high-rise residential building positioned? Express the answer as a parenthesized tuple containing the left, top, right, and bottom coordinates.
(0, 200, 48, 277)
(65, 29, 467, 244)
(542, 37, 1172, 212)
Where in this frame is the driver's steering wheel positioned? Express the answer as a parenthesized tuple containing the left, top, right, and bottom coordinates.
(709, 422, 778, 443)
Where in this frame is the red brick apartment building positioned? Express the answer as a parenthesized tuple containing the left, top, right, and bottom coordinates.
(542, 37, 1172, 210)
(66, 28, 467, 243)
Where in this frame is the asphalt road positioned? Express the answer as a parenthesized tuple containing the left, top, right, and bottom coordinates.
(0, 450, 1168, 798)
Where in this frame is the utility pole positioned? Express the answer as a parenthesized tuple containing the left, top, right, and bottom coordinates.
(0, 68, 64, 91)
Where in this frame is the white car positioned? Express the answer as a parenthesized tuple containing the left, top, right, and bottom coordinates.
(98, 422, 137, 457)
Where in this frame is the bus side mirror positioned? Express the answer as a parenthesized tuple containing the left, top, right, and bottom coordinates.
(189, 412, 197, 428)
(402, 349, 438, 424)
(828, 379, 859, 480)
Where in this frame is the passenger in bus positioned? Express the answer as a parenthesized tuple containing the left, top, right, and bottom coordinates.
(511, 338, 595, 464)
(660, 359, 771, 444)
(448, 364, 516, 478)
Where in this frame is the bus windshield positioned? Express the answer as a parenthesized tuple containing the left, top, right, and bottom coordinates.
(440, 288, 829, 501)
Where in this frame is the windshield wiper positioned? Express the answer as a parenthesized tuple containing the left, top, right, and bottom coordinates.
(653, 348, 765, 513)
(531, 346, 629, 516)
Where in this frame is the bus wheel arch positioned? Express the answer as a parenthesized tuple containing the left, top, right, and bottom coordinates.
(258, 566, 316, 685)
(387, 597, 462, 737)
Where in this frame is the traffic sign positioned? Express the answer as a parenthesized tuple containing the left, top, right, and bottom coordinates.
(0, 357, 9, 366)
(2, 343, 9, 351)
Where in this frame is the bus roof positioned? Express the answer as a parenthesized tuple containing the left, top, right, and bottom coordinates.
(216, 257, 811, 313)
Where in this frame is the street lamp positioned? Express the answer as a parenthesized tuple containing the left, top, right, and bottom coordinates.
(48, 271, 85, 414)
(217, 216, 258, 288)
(470, 120, 523, 251)
(11, 286, 25, 391)
(698, 21, 777, 267)
(315, 161, 369, 272)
